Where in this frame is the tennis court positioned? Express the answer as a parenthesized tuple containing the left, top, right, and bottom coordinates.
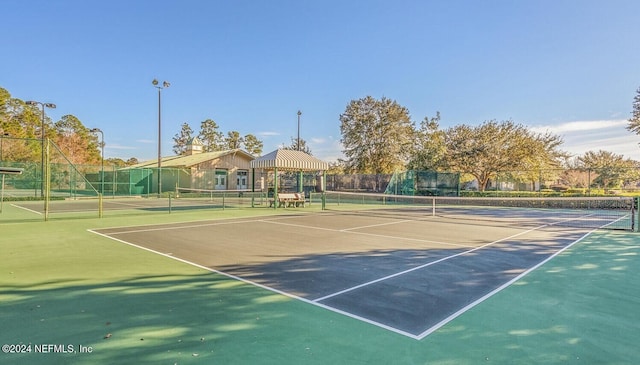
(91, 206, 602, 339)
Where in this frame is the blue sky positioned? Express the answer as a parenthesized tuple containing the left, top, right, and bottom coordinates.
(2, 0, 640, 162)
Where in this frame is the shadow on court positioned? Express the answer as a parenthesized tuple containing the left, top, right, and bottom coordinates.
(94, 213, 592, 338)
(0, 273, 332, 364)
(216, 230, 585, 337)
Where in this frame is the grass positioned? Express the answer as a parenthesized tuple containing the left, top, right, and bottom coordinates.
(1, 204, 639, 364)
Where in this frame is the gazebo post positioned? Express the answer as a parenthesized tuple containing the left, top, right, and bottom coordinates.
(322, 170, 327, 210)
(273, 167, 278, 209)
(298, 170, 303, 194)
(251, 167, 255, 207)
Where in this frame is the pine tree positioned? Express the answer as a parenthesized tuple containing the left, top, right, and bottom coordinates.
(172, 122, 194, 155)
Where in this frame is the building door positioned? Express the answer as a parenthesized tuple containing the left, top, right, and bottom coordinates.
(215, 170, 227, 190)
(237, 170, 248, 190)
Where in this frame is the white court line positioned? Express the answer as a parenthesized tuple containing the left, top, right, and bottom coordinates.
(97, 212, 316, 235)
(339, 216, 432, 231)
(105, 213, 469, 248)
(414, 227, 597, 340)
(103, 217, 269, 235)
(312, 223, 549, 303)
(103, 200, 160, 208)
(259, 218, 471, 248)
(10, 203, 42, 215)
(87, 227, 421, 339)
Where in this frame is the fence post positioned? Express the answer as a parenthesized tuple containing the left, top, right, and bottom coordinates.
(44, 139, 50, 221)
(631, 196, 640, 232)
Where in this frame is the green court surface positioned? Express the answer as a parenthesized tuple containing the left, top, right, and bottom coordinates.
(1, 204, 639, 364)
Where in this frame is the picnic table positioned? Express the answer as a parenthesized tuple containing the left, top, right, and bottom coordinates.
(269, 193, 306, 208)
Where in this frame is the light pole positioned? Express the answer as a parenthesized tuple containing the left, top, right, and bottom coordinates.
(25, 100, 56, 198)
(152, 79, 170, 196)
(296, 110, 302, 193)
(297, 110, 302, 151)
(89, 128, 104, 194)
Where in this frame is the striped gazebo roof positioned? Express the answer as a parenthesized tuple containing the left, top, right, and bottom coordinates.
(250, 149, 328, 171)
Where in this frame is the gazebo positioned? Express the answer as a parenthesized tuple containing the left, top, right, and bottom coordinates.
(250, 149, 329, 207)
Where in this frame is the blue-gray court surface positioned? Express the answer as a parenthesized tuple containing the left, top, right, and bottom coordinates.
(91, 209, 601, 339)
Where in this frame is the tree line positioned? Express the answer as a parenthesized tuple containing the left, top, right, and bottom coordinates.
(0, 85, 267, 166)
(0, 87, 113, 165)
(171, 120, 263, 157)
(338, 94, 640, 191)
(3, 83, 640, 191)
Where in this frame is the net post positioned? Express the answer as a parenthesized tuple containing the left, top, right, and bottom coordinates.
(168, 192, 172, 213)
(432, 196, 436, 216)
(0, 174, 4, 214)
(98, 193, 103, 218)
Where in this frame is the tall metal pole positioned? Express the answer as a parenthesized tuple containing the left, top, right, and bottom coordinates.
(25, 100, 56, 198)
(152, 79, 169, 196)
(157, 86, 162, 196)
(40, 104, 45, 197)
(101, 133, 104, 194)
(297, 110, 302, 193)
(90, 128, 104, 194)
(297, 110, 301, 151)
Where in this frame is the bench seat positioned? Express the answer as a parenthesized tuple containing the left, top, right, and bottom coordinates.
(269, 193, 306, 207)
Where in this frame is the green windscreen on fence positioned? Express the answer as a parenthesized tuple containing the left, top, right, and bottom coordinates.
(385, 170, 460, 196)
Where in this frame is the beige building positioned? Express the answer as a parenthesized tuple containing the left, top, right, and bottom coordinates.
(128, 138, 256, 191)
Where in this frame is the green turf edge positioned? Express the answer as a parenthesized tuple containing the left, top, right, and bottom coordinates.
(422, 229, 640, 365)
(1, 209, 639, 365)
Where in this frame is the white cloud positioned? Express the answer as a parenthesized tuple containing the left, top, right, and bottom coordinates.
(310, 137, 326, 144)
(530, 119, 628, 134)
(258, 131, 280, 137)
(104, 143, 138, 150)
(532, 119, 640, 160)
(136, 139, 155, 144)
(308, 136, 344, 162)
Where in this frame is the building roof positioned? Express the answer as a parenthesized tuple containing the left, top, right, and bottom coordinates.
(186, 136, 203, 146)
(123, 149, 255, 169)
(250, 149, 329, 171)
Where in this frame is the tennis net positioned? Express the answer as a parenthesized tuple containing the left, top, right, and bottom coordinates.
(173, 188, 267, 209)
(313, 191, 638, 231)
